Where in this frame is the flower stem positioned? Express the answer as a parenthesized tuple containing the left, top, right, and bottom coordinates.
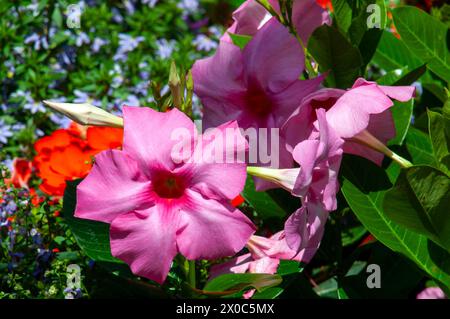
(188, 260, 196, 289)
(351, 130, 413, 169)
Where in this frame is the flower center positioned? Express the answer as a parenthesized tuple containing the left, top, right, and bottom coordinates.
(245, 87, 273, 118)
(152, 172, 186, 199)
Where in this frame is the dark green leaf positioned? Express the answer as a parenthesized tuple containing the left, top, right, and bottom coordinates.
(388, 100, 414, 146)
(340, 155, 450, 290)
(277, 260, 304, 276)
(428, 110, 450, 174)
(405, 127, 436, 166)
(242, 176, 286, 219)
(308, 25, 363, 88)
(62, 180, 121, 263)
(384, 166, 450, 251)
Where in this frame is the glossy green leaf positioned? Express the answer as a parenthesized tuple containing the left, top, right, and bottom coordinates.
(277, 260, 304, 276)
(388, 100, 414, 146)
(428, 110, 450, 174)
(405, 127, 436, 166)
(62, 180, 121, 263)
(340, 155, 450, 290)
(392, 6, 450, 83)
(242, 176, 286, 219)
(384, 166, 450, 251)
(204, 273, 282, 293)
(372, 30, 422, 71)
(308, 25, 363, 88)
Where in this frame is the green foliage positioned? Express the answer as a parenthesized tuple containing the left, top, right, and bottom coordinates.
(308, 25, 363, 88)
(392, 6, 450, 83)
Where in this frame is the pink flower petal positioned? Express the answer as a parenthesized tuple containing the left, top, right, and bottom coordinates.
(221, 0, 269, 42)
(284, 202, 328, 258)
(176, 189, 256, 260)
(343, 110, 395, 165)
(75, 149, 152, 223)
(209, 253, 252, 279)
(326, 83, 393, 138)
(122, 106, 196, 172)
(243, 18, 304, 93)
(291, 0, 331, 42)
(110, 206, 180, 284)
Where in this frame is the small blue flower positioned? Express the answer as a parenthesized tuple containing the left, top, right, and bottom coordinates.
(155, 39, 176, 59)
(193, 34, 218, 52)
(24, 33, 49, 51)
(142, 0, 158, 8)
(178, 0, 199, 16)
(0, 119, 13, 144)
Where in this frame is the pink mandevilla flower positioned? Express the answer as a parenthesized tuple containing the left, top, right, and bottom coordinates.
(283, 78, 415, 165)
(75, 106, 256, 283)
(192, 0, 329, 189)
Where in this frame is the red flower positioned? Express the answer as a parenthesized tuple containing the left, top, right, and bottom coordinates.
(5, 158, 32, 188)
(34, 123, 123, 196)
(316, 0, 333, 11)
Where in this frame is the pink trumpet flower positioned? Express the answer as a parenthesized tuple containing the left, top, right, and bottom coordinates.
(248, 109, 343, 251)
(75, 106, 256, 284)
(192, 2, 328, 189)
(283, 78, 415, 165)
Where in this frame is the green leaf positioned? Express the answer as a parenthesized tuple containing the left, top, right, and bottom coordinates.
(62, 180, 121, 263)
(228, 32, 252, 50)
(392, 6, 450, 83)
(277, 260, 304, 276)
(242, 176, 286, 219)
(204, 273, 282, 293)
(428, 110, 450, 174)
(340, 155, 450, 290)
(405, 127, 436, 166)
(384, 166, 450, 251)
(388, 100, 414, 146)
(341, 244, 423, 298)
(372, 30, 422, 71)
(308, 25, 363, 88)
(332, 0, 386, 66)
(252, 287, 284, 299)
(443, 95, 450, 118)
